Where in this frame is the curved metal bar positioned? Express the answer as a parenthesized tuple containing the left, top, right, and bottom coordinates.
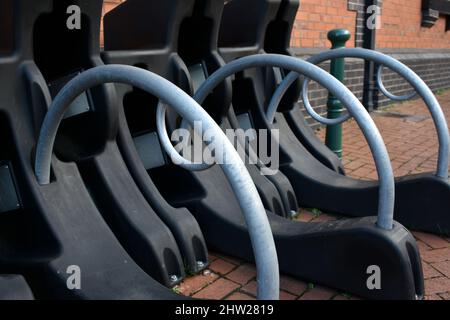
(194, 54, 395, 230)
(159, 105, 275, 176)
(156, 103, 213, 171)
(269, 48, 449, 179)
(34, 65, 280, 300)
(301, 77, 352, 125)
(376, 65, 417, 101)
(266, 76, 293, 124)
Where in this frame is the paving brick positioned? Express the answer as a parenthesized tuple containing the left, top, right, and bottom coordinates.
(421, 248, 450, 263)
(240, 281, 297, 300)
(208, 253, 219, 262)
(425, 294, 443, 300)
(416, 240, 432, 253)
(364, 171, 379, 181)
(280, 275, 308, 296)
(425, 277, 450, 295)
(438, 292, 450, 300)
(422, 262, 443, 279)
(209, 259, 237, 275)
(279, 291, 297, 300)
(225, 264, 256, 285)
(178, 272, 219, 296)
(413, 232, 450, 249)
(345, 160, 364, 170)
(351, 166, 375, 178)
(225, 292, 255, 301)
(431, 261, 450, 278)
(192, 278, 240, 300)
(299, 286, 337, 300)
(241, 281, 257, 297)
(333, 294, 351, 300)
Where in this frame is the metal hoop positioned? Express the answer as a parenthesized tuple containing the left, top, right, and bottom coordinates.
(269, 48, 449, 179)
(193, 54, 395, 230)
(34, 64, 280, 300)
(301, 77, 352, 125)
(376, 65, 417, 101)
(156, 103, 213, 171)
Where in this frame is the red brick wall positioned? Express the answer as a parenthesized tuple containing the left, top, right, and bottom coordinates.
(377, 0, 450, 49)
(290, 0, 357, 49)
(293, 0, 450, 49)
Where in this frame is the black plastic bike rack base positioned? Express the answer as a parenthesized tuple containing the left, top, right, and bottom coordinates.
(284, 107, 346, 174)
(222, 0, 450, 236)
(0, 275, 34, 300)
(102, 0, 425, 299)
(0, 0, 190, 299)
(31, 0, 190, 287)
(0, 112, 182, 299)
(157, 164, 424, 300)
(240, 83, 450, 236)
(103, 0, 211, 275)
(78, 142, 187, 286)
(103, 0, 297, 218)
(273, 218, 424, 300)
(275, 107, 450, 235)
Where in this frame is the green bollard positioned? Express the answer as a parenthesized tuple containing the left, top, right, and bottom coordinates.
(325, 29, 351, 159)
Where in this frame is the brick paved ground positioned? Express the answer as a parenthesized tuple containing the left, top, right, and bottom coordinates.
(175, 91, 450, 300)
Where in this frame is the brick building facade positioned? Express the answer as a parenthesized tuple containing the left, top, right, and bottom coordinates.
(289, 0, 450, 122)
(102, 0, 450, 123)
(290, 0, 450, 50)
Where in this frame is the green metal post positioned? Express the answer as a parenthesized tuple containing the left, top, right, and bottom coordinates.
(325, 29, 351, 159)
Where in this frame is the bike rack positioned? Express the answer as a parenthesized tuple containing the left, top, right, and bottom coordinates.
(102, 0, 424, 299)
(32, 0, 193, 287)
(2, 0, 280, 300)
(0, 0, 433, 300)
(171, 54, 396, 229)
(103, 0, 211, 278)
(270, 49, 449, 179)
(0, 0, 186, 299)
(103, 0, 298, 219)
(269, 47, 450, 234)
(34, 64, 280, 300)
(226, 0, 449, 235)
(219, 0, 301, 217)
(165, 52, 425, 299)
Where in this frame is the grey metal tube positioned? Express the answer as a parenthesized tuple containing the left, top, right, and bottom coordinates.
(301, 77, 352, 125)
(193, 54, 395, 230)
(34, 65, 279, 300)
(269, 48, 449, 179)
(157, 103, 213, 171)
(376, 65, 417, 101)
